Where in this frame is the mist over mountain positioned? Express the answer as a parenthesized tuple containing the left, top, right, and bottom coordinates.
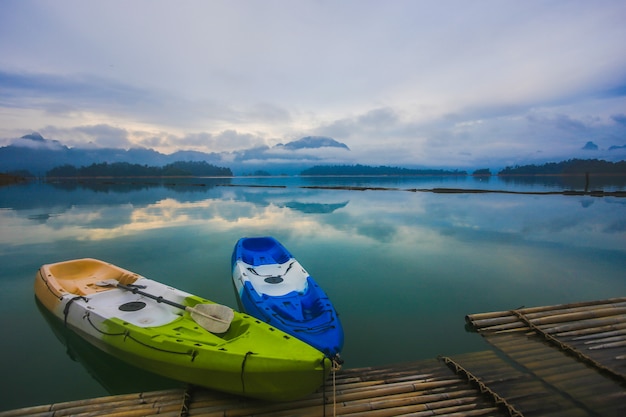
(0, 133, 351, 175)
(275, 136, 350, 151)
(3, 132, 626, 176)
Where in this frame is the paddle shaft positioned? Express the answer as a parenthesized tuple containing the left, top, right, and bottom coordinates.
(115, 282, 188, 310)
(112, 281, 231, 325)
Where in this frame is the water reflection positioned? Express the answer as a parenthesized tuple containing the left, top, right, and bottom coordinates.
(1, 182, 625, 250)
(47, 177, 232, 192)
(1, 178, 625, 411)
(498, 174, 626, 191)
(35, 298, 182, 394)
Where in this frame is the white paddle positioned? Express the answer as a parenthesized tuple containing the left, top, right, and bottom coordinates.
(97, 279, 234, 333)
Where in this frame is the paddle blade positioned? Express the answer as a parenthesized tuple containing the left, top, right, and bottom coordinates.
(189, 304, 235, 333)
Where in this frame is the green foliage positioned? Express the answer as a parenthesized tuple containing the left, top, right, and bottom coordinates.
(162, 161, 232, 176)
(472, 168, 491, 176)
(46, 161, 232, 177)
(300, 164, 467, 176)
(498, 159, 626, 175)
(0, 173, 29, 185)
(47, 164, 79, 177)
(243, 170, 272, 176)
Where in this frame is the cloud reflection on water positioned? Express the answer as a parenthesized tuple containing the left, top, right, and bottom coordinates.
(1, 183, 625, 252)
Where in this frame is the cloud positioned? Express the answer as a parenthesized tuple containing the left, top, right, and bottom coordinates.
(611, 114, 626, 126)
(0, 70, 154, 112)
(175, 130, 265, 152)
(526, 113, 588, 132)
(1, 1, 626, 168)
(35, 125, 132, 149)
(73, 125, 132, 148)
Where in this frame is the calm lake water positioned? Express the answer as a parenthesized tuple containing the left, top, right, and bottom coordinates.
(1, 175, 625, 411)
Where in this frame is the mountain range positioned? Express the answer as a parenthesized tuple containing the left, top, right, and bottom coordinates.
(0, 133, 351, 175)
(3, 133, 625, 177)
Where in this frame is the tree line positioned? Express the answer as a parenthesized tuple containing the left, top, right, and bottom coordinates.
(497, 159, 626, 175)
(300, 164, 467, 176)
(46, 161, 233, 177)
(12, 158, 626, 179)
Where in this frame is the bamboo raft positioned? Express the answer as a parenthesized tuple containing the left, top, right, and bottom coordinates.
(0, 360, 504, 417)
(2, 298, 625, 416)
(465, 297, 626, 416)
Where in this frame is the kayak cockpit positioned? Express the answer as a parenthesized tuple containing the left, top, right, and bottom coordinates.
(40, 258, 140, 297)
(238, 236, 292, 266)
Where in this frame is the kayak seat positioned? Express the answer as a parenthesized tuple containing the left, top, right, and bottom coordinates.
(267, 293, 305, 321)
(238, 237, 292, 266)
(269, 285, 329, 323)
(270, 247, 291, 264)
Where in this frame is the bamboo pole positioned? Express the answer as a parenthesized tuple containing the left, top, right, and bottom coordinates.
(189, 378, 468, 417)
(330, 378, 464, 402)
(473, 321, 529, 333)
(350, 399, 489, 417)
(71, 401, 182, 417)
(0, 390, 186, 417)
(514, 356, 575, 371)
(0, 406, 51, 417)
(588, 340, 626, 350)
(185, 363, 460, 416)
(466, 297, 626, 322)
(485, 336, 549, 356)
(526, 307, 626, 326)
(540, 316, 626, 335)
(523, 301, 626, 319)
(466, 315, 520, 328)
(339, 387, 475, 408)
(515, 298, 626, 315)
(583, 334, 626, 346)
(61, 399, 182, 417)
(436, 407, 502, 416)
(266, 390, 480, 417)
(446, 351, 502, 363)
(559, 322, 626, 338)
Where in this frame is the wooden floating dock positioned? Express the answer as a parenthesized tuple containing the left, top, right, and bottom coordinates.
(2, 298, 625, 417)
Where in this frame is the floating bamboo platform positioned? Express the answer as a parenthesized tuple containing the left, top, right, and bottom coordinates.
(2, 298, 625, 417)
(465, 297, 626, 416)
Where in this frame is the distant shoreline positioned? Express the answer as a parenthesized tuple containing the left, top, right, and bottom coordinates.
(3, 171, 625, 196)
(15, 176, 623, 197)
(0, 173, 27, 186)
(298, 185, 626, 197)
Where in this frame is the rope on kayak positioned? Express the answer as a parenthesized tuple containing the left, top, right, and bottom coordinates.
(322, 357, 327, 417)
(179, 385, 193, 417)
(62, 296, 88, 327)
(82, 312, 198, 358)
(331, 357, 342, 417)
(241, 351, 254, 396)
(38, 269, 63, 301)
(322, 356, 342, 417)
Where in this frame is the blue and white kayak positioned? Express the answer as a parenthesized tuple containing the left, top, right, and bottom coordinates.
(232, 237, 344, 360)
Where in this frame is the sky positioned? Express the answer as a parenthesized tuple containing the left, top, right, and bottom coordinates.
(1, 0, 626, 169)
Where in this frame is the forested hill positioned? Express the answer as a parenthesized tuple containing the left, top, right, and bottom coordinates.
(300, 164, 467, 176)
(47, 161, 232, 177)
(498, 159, 626, 175)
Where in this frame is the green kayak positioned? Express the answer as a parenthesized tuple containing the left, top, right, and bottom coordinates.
(35, 258, 331, 401)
